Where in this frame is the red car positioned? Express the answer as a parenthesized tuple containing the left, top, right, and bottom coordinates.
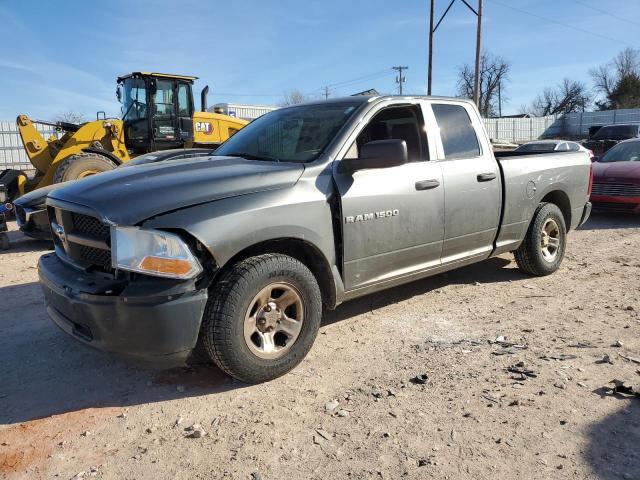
(591, 138, 640, 213)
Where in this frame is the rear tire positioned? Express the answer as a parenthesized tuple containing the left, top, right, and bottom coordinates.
(515, 202, 567, 276)
(53, 153, 117, 183)
(201, 254, 322, 383)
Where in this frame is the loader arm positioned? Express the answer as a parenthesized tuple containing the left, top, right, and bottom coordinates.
(16, 115, 57, 174)
(15, 115, 130, 195)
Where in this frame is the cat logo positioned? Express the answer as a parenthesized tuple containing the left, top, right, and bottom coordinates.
(195, 122, 214, 134)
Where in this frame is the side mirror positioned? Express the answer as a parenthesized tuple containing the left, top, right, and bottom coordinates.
(343, 139, 408, 171)
(592, 156, 599, 162)
(116, 85, 122, 102)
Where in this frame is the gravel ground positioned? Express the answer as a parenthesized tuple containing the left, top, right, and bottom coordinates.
(1, 213, 639, 480)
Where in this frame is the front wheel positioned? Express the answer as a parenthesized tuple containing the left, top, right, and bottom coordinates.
(201, 254, 322, 383)
(515, 202, 567, 276)
(53, 153, 117, 183)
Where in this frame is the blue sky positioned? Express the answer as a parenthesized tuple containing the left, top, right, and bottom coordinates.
(0, 0, 637, 120)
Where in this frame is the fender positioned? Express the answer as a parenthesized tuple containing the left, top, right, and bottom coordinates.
(82, 148, 123, 166)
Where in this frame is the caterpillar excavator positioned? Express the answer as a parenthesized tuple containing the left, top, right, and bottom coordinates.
(0, 72, 248, 202)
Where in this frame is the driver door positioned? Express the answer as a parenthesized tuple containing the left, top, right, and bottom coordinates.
(333, 103, 445, 291)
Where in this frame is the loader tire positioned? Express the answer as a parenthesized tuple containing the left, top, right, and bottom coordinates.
(514, 202, 567, 276)
(53, 153, 117, 183)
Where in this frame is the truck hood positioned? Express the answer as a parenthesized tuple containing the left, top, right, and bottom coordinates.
(47, 156, 304, 225)
(592, 161, 640, 182)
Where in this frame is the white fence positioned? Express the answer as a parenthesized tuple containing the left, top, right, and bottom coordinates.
(483, 115, 560, 143)
(483, 108, 640, 143)
(0, 120, 59, 171)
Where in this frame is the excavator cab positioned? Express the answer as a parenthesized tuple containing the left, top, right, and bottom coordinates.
(117, 72, 197, 154)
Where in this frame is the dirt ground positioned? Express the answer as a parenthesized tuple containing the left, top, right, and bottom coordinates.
(1, 214, 640, 480)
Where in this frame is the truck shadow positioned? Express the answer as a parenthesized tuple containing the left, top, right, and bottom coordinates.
(0, 227, 52, 254)
(580, 211, 640, 231)
(325, 256, 523, 325)
(584, 398, 640, 479)
(0, 256, 524, 424)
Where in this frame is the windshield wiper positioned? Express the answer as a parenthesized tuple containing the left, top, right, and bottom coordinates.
(223, 152, 281, 162)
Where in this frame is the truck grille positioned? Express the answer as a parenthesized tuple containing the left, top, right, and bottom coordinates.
(71, 212, 110, 238)
(592, 202, 638, 212)
(48, 206, 113, 272)
(591, 182, 640, 197)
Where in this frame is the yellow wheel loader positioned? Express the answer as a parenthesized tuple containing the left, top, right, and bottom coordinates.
(1, 72, 248, 202)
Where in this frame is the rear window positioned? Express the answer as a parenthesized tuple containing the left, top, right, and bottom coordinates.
(515, 142, 557, 152)
(431, 104, 481, 160)
(592, 125, 639, 141)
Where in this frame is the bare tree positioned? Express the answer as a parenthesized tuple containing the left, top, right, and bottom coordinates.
(55, 110, 87, 124)
(457, 52, 510, 117)
(279, 89, 309, 107)
(530, 79, 591, 116)
(590, 47, 640, 109)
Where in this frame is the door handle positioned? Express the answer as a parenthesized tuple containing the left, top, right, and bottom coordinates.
(415, 179, 440, 190)
(477, 172, 497, 182)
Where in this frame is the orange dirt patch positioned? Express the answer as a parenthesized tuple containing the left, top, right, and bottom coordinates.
(0, 407, 117, 478)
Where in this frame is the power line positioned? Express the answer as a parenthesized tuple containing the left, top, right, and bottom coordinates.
(209, 68, 396, 100)
(573, 0, 640, 29)
(325, 69, 393, 88)
(488, 0, 631, 47)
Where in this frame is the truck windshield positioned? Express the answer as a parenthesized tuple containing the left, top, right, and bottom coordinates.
(215, 102, 361, 163)
(599, 141, 640, 162)
(592, 125, 638, 140)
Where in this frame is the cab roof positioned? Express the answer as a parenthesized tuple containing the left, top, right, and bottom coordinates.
(117, 72, 198, 83)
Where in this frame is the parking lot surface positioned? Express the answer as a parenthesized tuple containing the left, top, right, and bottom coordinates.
(1, 214, 639, 480)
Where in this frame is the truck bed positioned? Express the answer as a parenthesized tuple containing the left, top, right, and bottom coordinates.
(493, 150, 591, 255)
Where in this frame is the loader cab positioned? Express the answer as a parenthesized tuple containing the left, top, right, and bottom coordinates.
(117, 72, 196, 153)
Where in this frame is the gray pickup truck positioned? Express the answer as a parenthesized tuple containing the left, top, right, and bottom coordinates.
(39, 96, 592, 383)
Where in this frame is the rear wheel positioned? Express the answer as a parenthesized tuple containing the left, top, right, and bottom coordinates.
(201, 254, 322, 383)
(514, 202, 567, 276)
(53, 153, 117, 183)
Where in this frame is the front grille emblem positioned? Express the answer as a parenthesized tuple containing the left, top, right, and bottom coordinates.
(52, 221, 68, 249)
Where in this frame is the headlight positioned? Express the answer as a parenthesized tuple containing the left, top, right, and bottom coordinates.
(111, 226, 203, 279)
(0, 187, 6, 203)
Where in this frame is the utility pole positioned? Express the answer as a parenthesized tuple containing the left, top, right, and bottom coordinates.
(498, 80, 502, 117)
(428, 0, 483, 105)
(473, 0, 483, 108)
(323, 86, 330, 100)
(428, 0, 435, 95)
(393, 66, 408, 95)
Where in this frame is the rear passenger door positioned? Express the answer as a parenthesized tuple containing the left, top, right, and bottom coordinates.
(429, 101, 501, 263)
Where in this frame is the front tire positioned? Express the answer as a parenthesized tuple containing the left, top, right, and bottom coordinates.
(515, 202, 567, 276)
(202, 254, 322, 383)
(53, 153, 117, 183)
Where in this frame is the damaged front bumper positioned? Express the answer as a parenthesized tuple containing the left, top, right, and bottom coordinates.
(38, 253, 208, 365)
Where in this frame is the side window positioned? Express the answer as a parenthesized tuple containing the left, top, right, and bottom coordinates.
(431, 103, 480, 160)
(177, 84, 191, 116)
(348, 105, 428, 162)
(567, 142, 579, 151)
(154, 80, 175, 115)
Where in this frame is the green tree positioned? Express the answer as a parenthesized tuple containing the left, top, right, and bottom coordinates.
(608, 73, 640, 109)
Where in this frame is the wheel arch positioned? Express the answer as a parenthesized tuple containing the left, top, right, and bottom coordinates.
(81, 147, 123, 166)
(214, 237, 337, 309)
(540, 190, 571, 229)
